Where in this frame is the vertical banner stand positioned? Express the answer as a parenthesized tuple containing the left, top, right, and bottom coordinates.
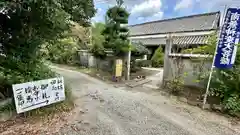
(202, 6, 228, 109)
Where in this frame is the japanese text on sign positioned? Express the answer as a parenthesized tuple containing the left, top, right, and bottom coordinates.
(214, 8, 240, 68)
(12, 77, 65, 114)
(115, 59, 123, 77)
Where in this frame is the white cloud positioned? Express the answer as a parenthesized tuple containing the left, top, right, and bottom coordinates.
(174, 0, 194, 11)
(91, 7, 105, 23)
(175, 0, 240, 12)
(97, 8, 103, 12)
(153, 11, 164, 18)
(131, 0, 163, 18)
(197, 0, 240, 11)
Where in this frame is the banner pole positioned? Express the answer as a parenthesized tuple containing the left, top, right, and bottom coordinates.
(202, 5, 228, 109)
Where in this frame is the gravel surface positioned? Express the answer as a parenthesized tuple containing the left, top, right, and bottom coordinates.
(51, 66, 240, 135)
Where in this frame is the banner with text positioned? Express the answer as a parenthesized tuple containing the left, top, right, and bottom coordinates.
(214, 8, 240, 68)
(12, 77, 65, 114)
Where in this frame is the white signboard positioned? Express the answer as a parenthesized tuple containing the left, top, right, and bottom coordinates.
(12, 77, 65, 114)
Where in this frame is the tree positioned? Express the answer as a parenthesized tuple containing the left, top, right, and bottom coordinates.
(0, 1, 95, 98)
(151, 47, 164, 67)
(131, 42, 150, 56)
(70, 22, 91, 49)
(0, 0, 95, 61)
(92, 22, 105, 44)
(102, 0, 130, 56)
(91, 22, 106, 58)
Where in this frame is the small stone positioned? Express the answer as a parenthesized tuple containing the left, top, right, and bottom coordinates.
(82, 121, 90, 125)
(202, 103, 211, 109)
(212, 104, 223, 111)
(79, 109, 85, 114)
(99, 98, 104, 102)
(178, 97, 188, 103)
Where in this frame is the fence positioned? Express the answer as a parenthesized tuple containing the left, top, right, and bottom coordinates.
(163, 53, 212, 88)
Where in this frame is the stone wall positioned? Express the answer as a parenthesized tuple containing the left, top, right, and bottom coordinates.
(78, 50, 115, 73)
(163, 53, 212, 88)
(78, 50, 95, 67)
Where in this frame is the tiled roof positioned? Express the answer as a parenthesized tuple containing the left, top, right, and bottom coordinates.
(131, 35, 209, 46)
(132, 38, 166, 46)
(129, 12, 220, 36)
(174, 35, 209, 45)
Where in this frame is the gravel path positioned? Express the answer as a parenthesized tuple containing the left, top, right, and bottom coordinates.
(51, 66, 240, 135)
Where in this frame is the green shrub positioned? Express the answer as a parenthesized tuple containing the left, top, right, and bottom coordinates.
(135, 60, 152, 67)
(41, 37, 80, 65)
(181, 33, 216, 55)
(209, 67, 240, 114)
(166, 76, 184, 95)
(180, 32, 240, 114)
(0, 59, 56, 98)
(181, 45, 215, 55)
(130, 60, 152, 73)
(0, 59, 74, 116)
(90, 43, 106, 59)
(204, 43, 240, 114)
(151, 47, 164, 67)
(131, 42, 150, 56)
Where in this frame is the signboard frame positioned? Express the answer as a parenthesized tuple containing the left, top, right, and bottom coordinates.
(12, 77, 65, 114)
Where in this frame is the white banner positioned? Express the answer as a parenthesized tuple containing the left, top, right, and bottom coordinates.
(12, 77, 65, 114)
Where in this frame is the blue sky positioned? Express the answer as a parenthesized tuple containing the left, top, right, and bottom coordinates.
(92, 0, 240, 25)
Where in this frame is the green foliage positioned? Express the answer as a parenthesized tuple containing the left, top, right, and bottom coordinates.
(135, 60, 152, 67)
(166, 77, 185, 95)
(0, 59, 56, 97)
(70, 22, 91, 49)
(131, 42, 150, 56)
(180, 32, 240, 114)
(209, 49, 240, 114)
(130, 59, 152, 73)
(92, 23, 105, 45)
(102, 1, 130, 56)
(151, 47, 164, 67)
(198, 34, 240, 114)
(181, 33, 217, 55)
(91, 43, 106, 59)
(0, 99, 14, 114)
(42, 37, 80, 65)
(0, 0, 94, 115)
(0, 0, 95, 92)
(91, 23, 107, 58)
(0, 0, 95, 60)
(181, 32, 240, 114)
(0, 59, 74, 116)
(182, 45, 215, 54)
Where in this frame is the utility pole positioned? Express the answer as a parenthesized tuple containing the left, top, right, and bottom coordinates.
(126, 45, 131, 80)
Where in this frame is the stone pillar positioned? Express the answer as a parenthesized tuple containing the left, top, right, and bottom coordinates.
(143, 55, 147, 60)
(162, 34, 173, 87)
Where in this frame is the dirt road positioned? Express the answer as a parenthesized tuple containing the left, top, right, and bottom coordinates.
(52, 66, 240, 135)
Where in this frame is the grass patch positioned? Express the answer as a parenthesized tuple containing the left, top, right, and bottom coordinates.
(0, 99, 15, 114)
